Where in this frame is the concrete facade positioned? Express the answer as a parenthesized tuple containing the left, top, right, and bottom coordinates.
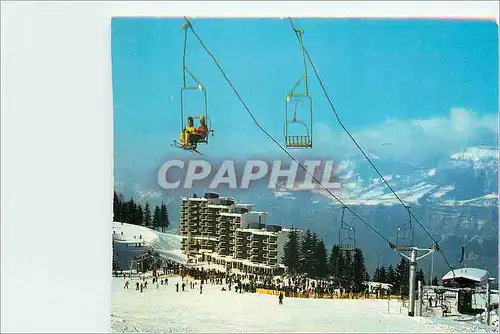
(179, 193, 297, 274)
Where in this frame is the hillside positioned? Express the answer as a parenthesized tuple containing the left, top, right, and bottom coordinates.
(114, 146, 498, 278)
(112, 222, 186, 265)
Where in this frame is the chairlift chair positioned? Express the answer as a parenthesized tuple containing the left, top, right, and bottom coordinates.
(283, 25, 313, 149)
(396, 206, 414, 252)
(174, 22, 215, 152)
(284, 95, 313, 148)
(338, 206, 356, 252)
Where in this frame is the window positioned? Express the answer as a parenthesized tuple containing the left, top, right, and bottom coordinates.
(258, 215, 261, 223)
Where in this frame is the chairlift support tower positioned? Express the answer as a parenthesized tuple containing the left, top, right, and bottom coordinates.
(390, 206, 438, 317)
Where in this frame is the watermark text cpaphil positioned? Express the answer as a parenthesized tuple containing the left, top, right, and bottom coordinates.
(157, 159, 342, 190)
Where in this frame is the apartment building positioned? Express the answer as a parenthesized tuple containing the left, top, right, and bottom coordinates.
(180, 193, 234, 257)
(179, 192, 295, 275)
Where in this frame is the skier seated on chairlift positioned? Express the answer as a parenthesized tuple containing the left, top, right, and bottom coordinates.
(180, 116, 208, 149)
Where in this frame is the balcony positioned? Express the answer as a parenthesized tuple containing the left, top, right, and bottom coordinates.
(250, 248, 260, 254)
(250, 255, 261, 263)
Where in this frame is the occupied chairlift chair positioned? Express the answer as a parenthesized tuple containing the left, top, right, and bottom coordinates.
(177, 22, 214, 151)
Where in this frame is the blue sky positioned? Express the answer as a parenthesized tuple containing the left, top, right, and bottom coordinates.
(111, 18, 498, 182)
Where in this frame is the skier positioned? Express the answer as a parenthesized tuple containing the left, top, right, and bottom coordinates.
(200, 282, 203, 295)
(181, 282, 186, 291)
(124, 280, 129, 289)
(135, 282, 140, 291)
(176, 282, 179, 292)
(279, 292, 284, 305)
(140, 283, 144, 293)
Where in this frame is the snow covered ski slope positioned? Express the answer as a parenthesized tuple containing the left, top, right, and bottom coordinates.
(111, 276, 498, 333)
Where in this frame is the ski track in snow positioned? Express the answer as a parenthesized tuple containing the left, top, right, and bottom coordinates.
(111, 277, 497, 333)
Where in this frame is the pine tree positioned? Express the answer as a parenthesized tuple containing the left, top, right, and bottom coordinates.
(128, 198, 137, 224)
(395, 257, 409, 296)
(282, 229, 301, 274)
(342, 250, 353, 288)
(121, 198, 129, 224)
(373, 267, 381, 282)
(136, 204, 144, 226)
(432, 276, 439, 286)
(387, 265, 397, 286)
(352, 248, 368, 292)
(329, 245, 341, 283)
(310, 232, 319, 276)
(416, 268, 426, 285)
(314, 239, 329, 279)
(336, 249, 346, 287)
(113, 191, 121, 222)
(144, 203, 152, 229)
(379, 266, 387, 283)
(160, 202, 169, 231)
(153, 205, 161, 232)
(299, 229, 313, 274)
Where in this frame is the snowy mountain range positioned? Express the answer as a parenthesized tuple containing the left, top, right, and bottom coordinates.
(115, 146, 498, 278)
(311, 146, 498, 207)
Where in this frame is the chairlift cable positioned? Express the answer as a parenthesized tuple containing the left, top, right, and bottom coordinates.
(287, 17, 456, 278)
(184, 16, 393, 246)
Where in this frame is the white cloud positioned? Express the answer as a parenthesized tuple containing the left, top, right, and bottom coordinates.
(315, 108, 498, 163)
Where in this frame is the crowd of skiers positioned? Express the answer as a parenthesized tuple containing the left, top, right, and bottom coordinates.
(118, 260, 335, 305)
(250, 273, 388, 299)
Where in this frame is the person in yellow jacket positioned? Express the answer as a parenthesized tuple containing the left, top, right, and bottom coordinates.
(180, 116, 195, 146)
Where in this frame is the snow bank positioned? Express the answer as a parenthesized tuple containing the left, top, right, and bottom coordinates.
(112, 222, 158, 245)
(112, 222, 185, 263)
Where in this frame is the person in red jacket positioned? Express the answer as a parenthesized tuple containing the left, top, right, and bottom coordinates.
(188, 116, 208, 149)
